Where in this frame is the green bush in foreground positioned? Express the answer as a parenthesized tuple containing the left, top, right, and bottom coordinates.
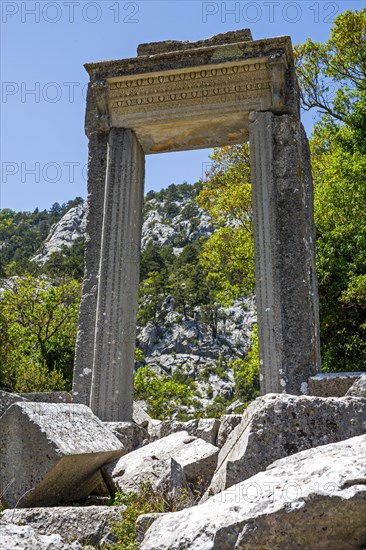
(109, 483, 194, 549)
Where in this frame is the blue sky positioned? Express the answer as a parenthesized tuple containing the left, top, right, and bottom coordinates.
(1, 0, 365, 211)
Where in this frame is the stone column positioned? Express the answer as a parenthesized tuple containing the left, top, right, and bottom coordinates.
(72, 130, 108, 404)
(249, 111, 320, 395)
(89, 128, 145, 421)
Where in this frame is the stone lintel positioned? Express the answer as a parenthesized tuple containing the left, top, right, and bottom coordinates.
(84, 35, 297, 153)
(137, 29, 253, 56)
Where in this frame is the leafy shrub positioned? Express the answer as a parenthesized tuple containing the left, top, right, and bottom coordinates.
(0, 275, 80, 392)
(134, 366, 197, 420)
(232, 325, 260, 404)
(110, 483, 195, 549)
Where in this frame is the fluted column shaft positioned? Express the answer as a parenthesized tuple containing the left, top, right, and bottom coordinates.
(249, 111, 320, 395)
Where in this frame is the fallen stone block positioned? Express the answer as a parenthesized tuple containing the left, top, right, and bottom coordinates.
(0, 402, 125, 508)
(19, 391, 72, 403)
(216, 414, 243, 448)
(0, 524, 81, 550)
(346, 373, 366, 398)
(205, 393, 366, 497)
(0, 506, 126, 547)
(133, 401, 154, 429)
(150, 418, 220, 446)
(308, 372, 365, 397)
(104, 455, 189, 498)
(103, 431, 219, 496)
(140, 435, 366, 549)
(104, 421, 149, 452)
(0, 390, 27, 418)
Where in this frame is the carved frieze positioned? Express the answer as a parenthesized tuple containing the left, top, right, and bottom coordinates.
(107, 59, 272, 116)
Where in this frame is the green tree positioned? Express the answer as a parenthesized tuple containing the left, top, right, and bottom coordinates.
(295, 9, 366, 140)
(295, 9, 366, 370)
(134, 366, 198, 420)
(0, 275, 80, 392)
(138, 271, 167, 326)
(43, 237, 85, 281)
(196, 144, 255, 303)
(232, 324, 260, 404)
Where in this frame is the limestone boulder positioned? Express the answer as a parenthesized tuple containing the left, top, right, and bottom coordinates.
(216, 414, 243, 448)
(141, 435, 366, 549)
(308, 372, 364, 397)
(0, 506, 126, 547)
(0, 524, 81, 550)
(103, 431, 219, 495)
(150, 418, 220, 446)
(133, 401, 155, 429)
(104, 421, 149, 452)
(104, 455, 189, 498)
(0, 390, 27, 418)
(346, 373, 366, 398)
(19, 391, 72, 403)
(206, 393, 366, 497)
(0, 402, 125, 508)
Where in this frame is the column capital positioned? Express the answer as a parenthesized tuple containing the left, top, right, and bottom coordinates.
(85, 81, 110, 137)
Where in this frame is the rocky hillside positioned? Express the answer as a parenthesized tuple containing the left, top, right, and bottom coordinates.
(1, 183, 257, 413)
(42, 184, 256, 409)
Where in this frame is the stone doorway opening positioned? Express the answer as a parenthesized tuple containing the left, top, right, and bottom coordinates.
(72, 29, 320, 422)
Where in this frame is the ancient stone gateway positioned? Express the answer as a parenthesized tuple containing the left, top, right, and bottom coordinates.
(72, 30, 320, 421)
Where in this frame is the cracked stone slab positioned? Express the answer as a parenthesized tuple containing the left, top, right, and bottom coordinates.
(0, 402, 125, 508)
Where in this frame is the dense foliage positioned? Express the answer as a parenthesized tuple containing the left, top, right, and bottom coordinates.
(295, 8, 366, 370)
(0, 198, 83, 277)
(111, 483, 195, 549)
(0, 276, 80, 392)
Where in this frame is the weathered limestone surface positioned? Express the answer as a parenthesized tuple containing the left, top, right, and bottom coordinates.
(104, 455, 189, 498)
(89, 128, 145, 422)
(205, 393, 366, 498)
(133, 401, 154, 428)
(0, 524, 81, 550)
(137, 29, 253, 56)
(104, 421, 149, 452)
(216, 415, 243, 448)
(73, 127, 109, 405)
(0, 402, 125, 508)
(150, 418, 220, 446)
(0, 506, 126, 547)
(19, 391, 72, 403)
(141, 436, 366, 550)
(249, 112, 320, 394)
(347, 373, 366, 398)
(309, 372, 365, 397)
(103, 431, 219, 494)
(0, 390, 27, 418)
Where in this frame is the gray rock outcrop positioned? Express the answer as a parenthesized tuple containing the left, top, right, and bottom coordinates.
(0, 506, 126, 547)
(33, 202, 87, 264)
(140, 435, 366, 549)
(205, 393, 366, 498)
